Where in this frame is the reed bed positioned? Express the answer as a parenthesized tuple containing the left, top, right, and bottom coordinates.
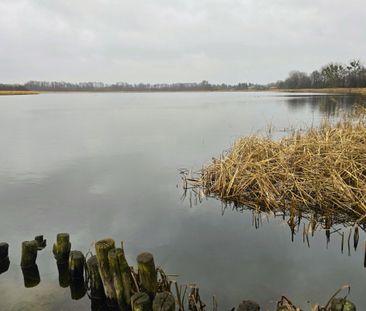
(188, 107, 366, 224)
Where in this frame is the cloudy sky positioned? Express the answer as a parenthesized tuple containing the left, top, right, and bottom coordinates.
(0, 0, 365, 84)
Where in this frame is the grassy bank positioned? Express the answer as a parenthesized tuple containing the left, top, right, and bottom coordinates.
(279, 87, 366, 96)
(0, 90, 39, 96)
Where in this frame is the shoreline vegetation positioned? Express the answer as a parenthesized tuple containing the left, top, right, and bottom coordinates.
(0, 90, 39, 96)
(184, 107, 366, 228)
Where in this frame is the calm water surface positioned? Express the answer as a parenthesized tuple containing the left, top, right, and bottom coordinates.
(0, 92, 365, 310)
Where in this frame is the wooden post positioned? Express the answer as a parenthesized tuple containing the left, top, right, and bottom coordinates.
(53, 233, 71, 262)
(0, 242, 9, 260)
(87, 255, 105, 300)
(34, 235, 47, 250)
(69, 250, 85, 280)
(95, 238, 116, 303)
(153, 292, 175, 311)
(21, 264, 40, 288)
(70, 277, 87, 300)
(20, 240, 38, 268)
(131, 292, 152, 311)
(57, 261, 70, 288)
(0, 257, 10, 275)
(137, 252, 157, 297)
(116, 246, 132, 305)
(237, 300, 260, 311)
(108, 248, 126, 309)
(0, 242, 9, 274)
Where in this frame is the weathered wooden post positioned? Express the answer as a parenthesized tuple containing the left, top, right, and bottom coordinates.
(0, 242, 9, 274)
(70, 277, 87, 300)
(69, 250, 85, 280)
(20, 240, 38, 268)
(108, 248, 126, 309)
(95, 238, 116, 303)
(131, 292, 152, 311)
(21, 264, 41, 288)
(57, 261, 70, 288)
(152, 292, 175, 311)
(237, 300, 260, 311)
(330, 298, 356, 311)
(53, 233, 71, 262)
(0, 242, 9, 260)
(34, 235, 47, 250)
(137, 252, 157, 297)
(116, 246, 132, 305)
(86, 255, 105, 300)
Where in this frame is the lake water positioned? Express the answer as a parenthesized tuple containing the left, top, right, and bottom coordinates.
(0, 92, 365, 310)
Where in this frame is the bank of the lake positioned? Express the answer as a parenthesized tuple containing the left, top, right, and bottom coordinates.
(0, 90, 39, 96)
(279, 87, 366, 96)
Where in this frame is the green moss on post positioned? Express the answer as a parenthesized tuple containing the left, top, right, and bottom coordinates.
(116, 246, 132, 305)
(108, 248, 126, 309)
(21, 264, 40, 288)
(20, 240, 38, 268)
(69, 250, 85, 280)
(152, 292, 175, 311)
(137, 252, 157, 297)
(53, 233, 71, 262)
(131, 292, 152, 311)
(87, 255, 105, 300)
(95, 238, 116, 303)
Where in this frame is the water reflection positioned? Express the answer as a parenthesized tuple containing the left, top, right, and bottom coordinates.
(285, 94, 366, 116)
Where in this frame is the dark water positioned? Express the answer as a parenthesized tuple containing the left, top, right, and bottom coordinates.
(0, 92, 365, 310)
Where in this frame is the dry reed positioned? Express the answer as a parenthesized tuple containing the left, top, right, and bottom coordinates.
(189, 107, 366, 224)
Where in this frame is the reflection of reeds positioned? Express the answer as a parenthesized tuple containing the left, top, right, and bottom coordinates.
(184, 107, 366, 227)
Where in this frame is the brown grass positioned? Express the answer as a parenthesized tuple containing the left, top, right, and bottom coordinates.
(0, 90, 39, 96)
(189, 107, 366, 224)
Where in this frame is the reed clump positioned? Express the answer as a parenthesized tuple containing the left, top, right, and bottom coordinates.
(194, 107, 366, 222)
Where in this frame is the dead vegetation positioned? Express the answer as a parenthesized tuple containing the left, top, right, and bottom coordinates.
(184, 107, 366, 226)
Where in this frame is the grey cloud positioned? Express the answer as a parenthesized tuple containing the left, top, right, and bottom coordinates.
(0, 0, 365, 83)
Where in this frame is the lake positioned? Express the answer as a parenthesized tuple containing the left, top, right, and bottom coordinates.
(0, 92, 365, 310)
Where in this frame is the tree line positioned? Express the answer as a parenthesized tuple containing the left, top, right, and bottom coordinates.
(23, 80, 264, 92)
(275, 60, 366, 89)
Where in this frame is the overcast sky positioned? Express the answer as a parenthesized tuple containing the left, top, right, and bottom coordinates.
(0, 0, 365, 84)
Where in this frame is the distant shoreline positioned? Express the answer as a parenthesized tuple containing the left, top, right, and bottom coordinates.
(0, 90, 39, 96)
(1, 88, 366, 96)
(278, 87, 366, 96)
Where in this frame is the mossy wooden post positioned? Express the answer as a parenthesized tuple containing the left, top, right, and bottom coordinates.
(70, 277, 87, 300)
(69, 250, 85, 280)
(87, 255, 105, 300)
(21, 264, 41, 288)
(108, 248, 126, 309)
(53, 233, 71, 262)
(137, 252, 157, 297)
(57, 261, 70, 288)
(152, 292, 175, 311)
(131, 292, 152, 311)
(21, 240, 38, 268)
(34, 235, 47, 250)
(116, 246, 132, 305)
(95, 238, 116, 303)
(0, 242, 9, 275)
(0, 242, 9, 260)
